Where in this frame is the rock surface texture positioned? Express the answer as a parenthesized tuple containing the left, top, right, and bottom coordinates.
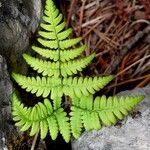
(0, 55, 15, 149)
(0, 0, 42, 149)
(72, 85, 150, 150)
(0, 0, 42, 72)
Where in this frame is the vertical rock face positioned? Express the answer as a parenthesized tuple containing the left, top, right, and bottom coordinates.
(0, 0, 42, 71)
(0, 55, 14, 149)
(0, 0, 43, 148)
(71, 86, 150, 150)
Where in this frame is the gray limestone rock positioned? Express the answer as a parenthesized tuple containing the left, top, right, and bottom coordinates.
(72, 86, 150, 150)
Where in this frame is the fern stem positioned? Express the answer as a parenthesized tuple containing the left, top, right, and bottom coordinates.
(50, 2, 63, 83)
(31, 132, 39, 150)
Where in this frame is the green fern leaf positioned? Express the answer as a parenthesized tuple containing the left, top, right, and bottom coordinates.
(53, 97, 61, 110)
(30, 122, 40, 136)
(70, 107, 82, 139)
(12, 73, 59, 98)
(55, 22, 65, 34)
(59, 38, 81, 49)
(12, 93, 71, 142)
(53, 96, 70, 142)
(11, 0, 145, 143)
(40, 120, 48, 139)
(47, 115, 59, 140)
(20, 122, 32, 132)
(23, 53, 95, 77)
(63, 76, 114, 97)
(70, 95, 144, 138)
(55, 108, 70, 142)
(40, 23, 53, 31)
(38, 38, 58, 49)
(32, 45, 86, 62)
(38, 31, 56, 40)
(57, 28, 73, 40)
(12, 73, 113, 99)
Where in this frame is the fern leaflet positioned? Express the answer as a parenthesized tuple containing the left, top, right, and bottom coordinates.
(23, 53, 95, 77)
(12, 93, 70, 142)
(32, 45, 86, 62)
(12, 73, 113, 98)
(70, 95, 144, 138)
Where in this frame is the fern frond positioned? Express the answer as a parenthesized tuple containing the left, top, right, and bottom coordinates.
(38, 31, 57, 40)
(52, 97, 70, 142)
(55, 22, 65, 34)
(32, 45, 86, 62)
(70, 106, 82, 138)
(37, 0, 77, 51)
(12, 73, 62, 98)
(57, 28, 73, 40)
(23, 53, 95, 77)
(43, 1, 62, 32)
(12, 93, 70, 142)
(44, 1, 60, 25)
(37, 38, 58, 49)
(63, 76, 114, 97)
(37, 0, 82, 50)
(38, 37, 82, 50)
(70, 95, 144, 138)
(40, 0, 72, 42)
(40, 23, 53, 32)
(12, 73, 113, 99)
(55, 108, 70, 142)
(12, 0, 145, 143)
(59, 38, 82, 49)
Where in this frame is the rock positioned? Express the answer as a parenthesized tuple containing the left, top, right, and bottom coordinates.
(0, 0, 42, 72)
(71, 85, 150, 150)
(0, 1, 43, 148)
(0, 55, 17, 149)
(0, 1, 43, 147)
(0, 54, 47, 150)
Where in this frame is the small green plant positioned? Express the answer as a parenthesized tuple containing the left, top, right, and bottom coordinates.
(12, 0, 144, 143)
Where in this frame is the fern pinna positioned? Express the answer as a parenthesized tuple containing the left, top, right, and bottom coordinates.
(12, 0, 144, 143)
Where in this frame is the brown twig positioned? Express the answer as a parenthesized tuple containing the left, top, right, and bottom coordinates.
(105, 25, 150, 74)
(106, 74, 150, 89)
(66, 0, 77, 28)
(115, 54, 150, 77)
(78, 0, 87, 35)
(75, 13, 112, 29)
(65, 0, 150, 92)
(30, 132, 39, 150)
(136, 76, 150, 87)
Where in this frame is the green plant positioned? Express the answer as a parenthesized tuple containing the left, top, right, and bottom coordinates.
(12, 0, 144, 143)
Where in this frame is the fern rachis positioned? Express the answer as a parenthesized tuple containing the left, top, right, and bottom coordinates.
(12, 0, 144, 143)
